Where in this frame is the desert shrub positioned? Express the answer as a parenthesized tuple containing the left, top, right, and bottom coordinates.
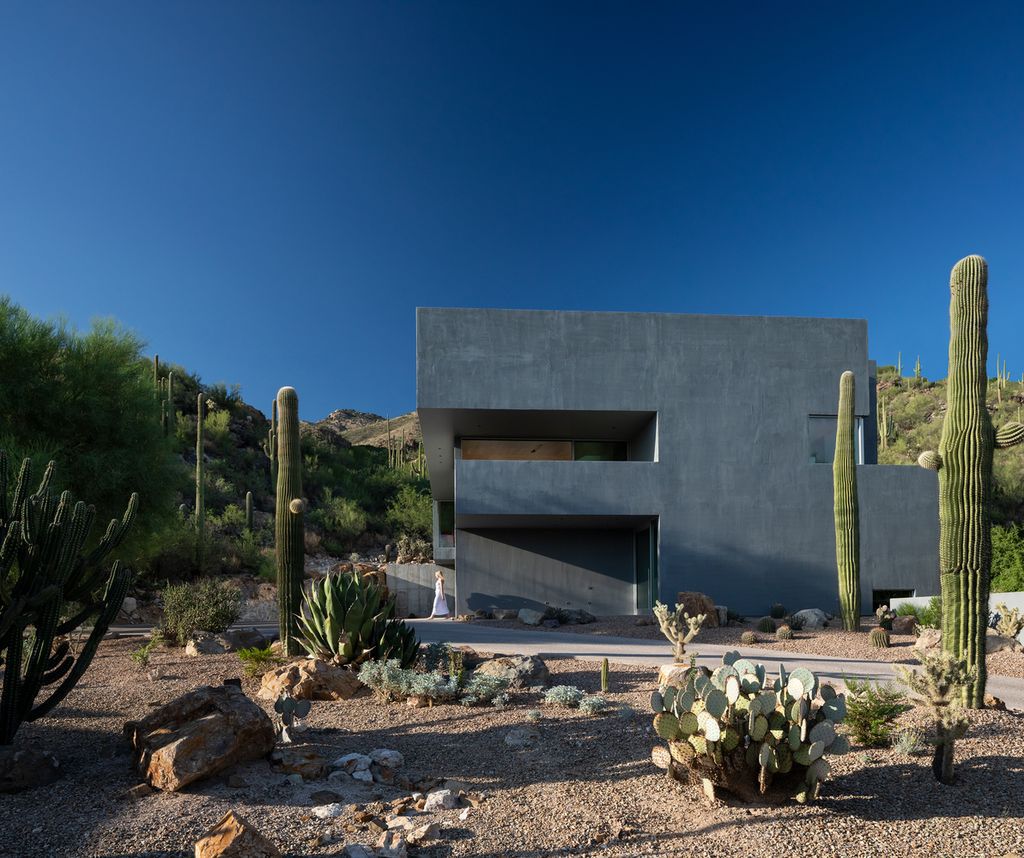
(917, 596, 942, 630)
(579, 694, 609, 715)
(311, 488, 368, 549)
(356, 659, 507, 706)
(130, 639, 158, 669)
(726, 609, 745, 624)
(397, 533, 431, 561)
(203, 408, 232, 449)
(543, 685, 585, 708)
(386, 486, 432, 539)
(891, 727, 926, 756)
(895, 603, 922, 619)
(162, 579, 242, 644)
(843, 678, 910, 747)
(238, 645, 282, 678)
(992, 523, 1024, 592)
(460, 673, 510, 706)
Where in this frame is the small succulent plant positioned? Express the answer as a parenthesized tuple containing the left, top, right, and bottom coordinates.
(274, 691, 311, 743)
(740, 631, 758, 645)
(776, 625, 794, 641)
(869, 627, 890, 649)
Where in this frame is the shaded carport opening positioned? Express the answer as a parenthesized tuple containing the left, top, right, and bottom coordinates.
(455, 514, 657, 616)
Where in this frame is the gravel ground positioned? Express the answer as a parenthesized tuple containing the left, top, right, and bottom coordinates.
(1, 639, 1023, 858)
(473, 616, 1024, 679)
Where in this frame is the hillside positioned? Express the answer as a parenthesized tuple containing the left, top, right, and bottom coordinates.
(877, 364, 1024, 525)
(341, 410, 421, 449)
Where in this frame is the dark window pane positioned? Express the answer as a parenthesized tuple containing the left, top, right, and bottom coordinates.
(574, 441, 627, 461)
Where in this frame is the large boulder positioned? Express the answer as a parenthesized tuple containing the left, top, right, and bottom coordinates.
(0, 746, 61, 794)
(986, 628, 1023, 654)
(219, 628, 269, 651)
(124, 684, 275, 791)
(914, 628, 941, 651)
(258, 659, 364, 701)
(791, 608, 829, 630)
(891, 615, 918, 636)
(195, 811, 281, 858)
(517, 608, 546, 626)
(473, 654, 550, 688)
(675, 592, 718, 628)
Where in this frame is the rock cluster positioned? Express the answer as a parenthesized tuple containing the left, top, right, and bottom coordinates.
(259, 659, 364, 701)
(474, 654, 550, 688)
(515, 606, 596, 627)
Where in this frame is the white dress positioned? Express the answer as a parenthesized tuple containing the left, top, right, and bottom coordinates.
(432, 580, 450, 616)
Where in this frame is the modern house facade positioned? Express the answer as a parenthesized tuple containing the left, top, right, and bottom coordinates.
(416, 307, 939, 617)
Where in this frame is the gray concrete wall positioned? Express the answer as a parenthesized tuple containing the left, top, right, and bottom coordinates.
(456, 528, 635, 615)
(385, 562, 453, 618)
(417, 307, 940, 616)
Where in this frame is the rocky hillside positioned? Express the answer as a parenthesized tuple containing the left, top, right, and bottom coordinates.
(340, 411, 421, 450)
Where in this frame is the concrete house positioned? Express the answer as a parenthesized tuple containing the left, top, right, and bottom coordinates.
(416, 307, 939, 617)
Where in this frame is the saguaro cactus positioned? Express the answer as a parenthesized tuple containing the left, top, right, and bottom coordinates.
(263, 399, 278, 488)
(245, 491, 254, 533)
(195, 393, 205, 568)
(833, 371, 861, 631)
(917, 256, 1024, 707)
(275, 387, 304, 656)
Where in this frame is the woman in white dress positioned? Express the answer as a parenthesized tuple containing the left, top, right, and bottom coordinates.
(429, 570, 451, 619)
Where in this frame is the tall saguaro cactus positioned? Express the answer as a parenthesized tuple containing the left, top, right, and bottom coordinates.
(195, 393, 205, 569)
(833, 371, 861, 631)
(275, 387, 304, 656)
(245, 491, 254, 534)
(917, 256, 1024, 707)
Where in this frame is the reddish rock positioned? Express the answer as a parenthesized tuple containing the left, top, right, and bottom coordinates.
(194, 811, 281, 858)
(124, 684, 275, 791)
(675, 592, 719, 628)
(270, 747, 327, 781)
(892, 615, 918, 636)
(258, 659, 364, 702)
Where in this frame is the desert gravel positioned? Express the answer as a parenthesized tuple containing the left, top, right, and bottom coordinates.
(1, 639, 1022, 858)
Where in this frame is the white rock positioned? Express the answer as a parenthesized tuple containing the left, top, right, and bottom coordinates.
(311, 803, 344, 819)
(915, 628, 942, 650)
(369, 748, 404, 769)
(387, 815, 417, 830)
(459, 807, 471, 821)
(333, 752, 372, 772)
(351, 768, 374, 783)
(791, 608, 829, 629)
(376, 830, 408, 858)
(423, 789, 458, 812)
(343, 846, 375, 858)
(121, 596, 138, 615)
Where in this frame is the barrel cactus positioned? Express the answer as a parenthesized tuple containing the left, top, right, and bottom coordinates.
(0, 453, 138, 744)
(296, 570, 418, 667)
(917, 256, 1024, 707)
(756, 616, 776, 634)
(740, 631, 758, 645)
(776, 625, 794, 641)
(834, 370, 861, 631)
(275, 387, 304, 656)
(869, 627, 890, 648)
(650, 652, 848, 804)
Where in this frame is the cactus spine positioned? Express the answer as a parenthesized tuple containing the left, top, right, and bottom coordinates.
(833, 371, 861, 631)
(917, 256, 1024, 707)
(195, 393, 205, 568)
(245, 490, 253, 533)
(601, 657, 609, 692)
(275, 387, 304, 656)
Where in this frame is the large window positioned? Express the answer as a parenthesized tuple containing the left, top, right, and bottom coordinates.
(461, 439, 628, 461)
(809, 416, 865, 464)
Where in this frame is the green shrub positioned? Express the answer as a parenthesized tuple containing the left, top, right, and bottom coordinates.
(894, 603, 922, 619)
(238, 645, 283, 678)
(992, 523, 1024, 592)
(543, 685, 585, 707)
(891, 727, 926, 756)
(162, 579, 242, 644)
(917, 596, 942, 630)
(579, 694, 608, 715)
(843, 678, 910, 747)
(311, 488, 368, 549)
(385, 486, 432, 539)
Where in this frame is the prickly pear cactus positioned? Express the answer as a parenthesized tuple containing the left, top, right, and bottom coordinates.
(917, 256, 1024, 707)
(650, 652, 848, 805)
(834, 370, 861, 631)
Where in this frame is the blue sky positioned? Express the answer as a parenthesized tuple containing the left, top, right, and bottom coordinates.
(2, 3, 1023, 420)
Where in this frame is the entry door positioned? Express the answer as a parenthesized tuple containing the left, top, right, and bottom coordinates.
(635, 525, 652, 611)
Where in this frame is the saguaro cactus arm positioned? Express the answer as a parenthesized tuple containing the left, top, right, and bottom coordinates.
(994, 422, 1024, 449)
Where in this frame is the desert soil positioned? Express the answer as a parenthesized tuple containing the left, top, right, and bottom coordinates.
(1, 639, 1023, 858)
(473, 616, 1024, 679)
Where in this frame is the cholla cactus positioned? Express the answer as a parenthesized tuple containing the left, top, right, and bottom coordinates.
(896, 651, 975, 785)
(650, 652, 848, 804)
(654, 601, 706, 662)
(993, 602, 1024, 639)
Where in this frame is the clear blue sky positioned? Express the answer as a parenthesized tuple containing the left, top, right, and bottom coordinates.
(2, 3, 1023, 420)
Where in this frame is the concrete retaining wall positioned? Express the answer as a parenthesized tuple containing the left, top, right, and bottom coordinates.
(891, 591, 1024, 615)
(386, 562, 455, 618)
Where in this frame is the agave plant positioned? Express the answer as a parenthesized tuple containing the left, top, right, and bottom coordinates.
(296, 570, 418, 667)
